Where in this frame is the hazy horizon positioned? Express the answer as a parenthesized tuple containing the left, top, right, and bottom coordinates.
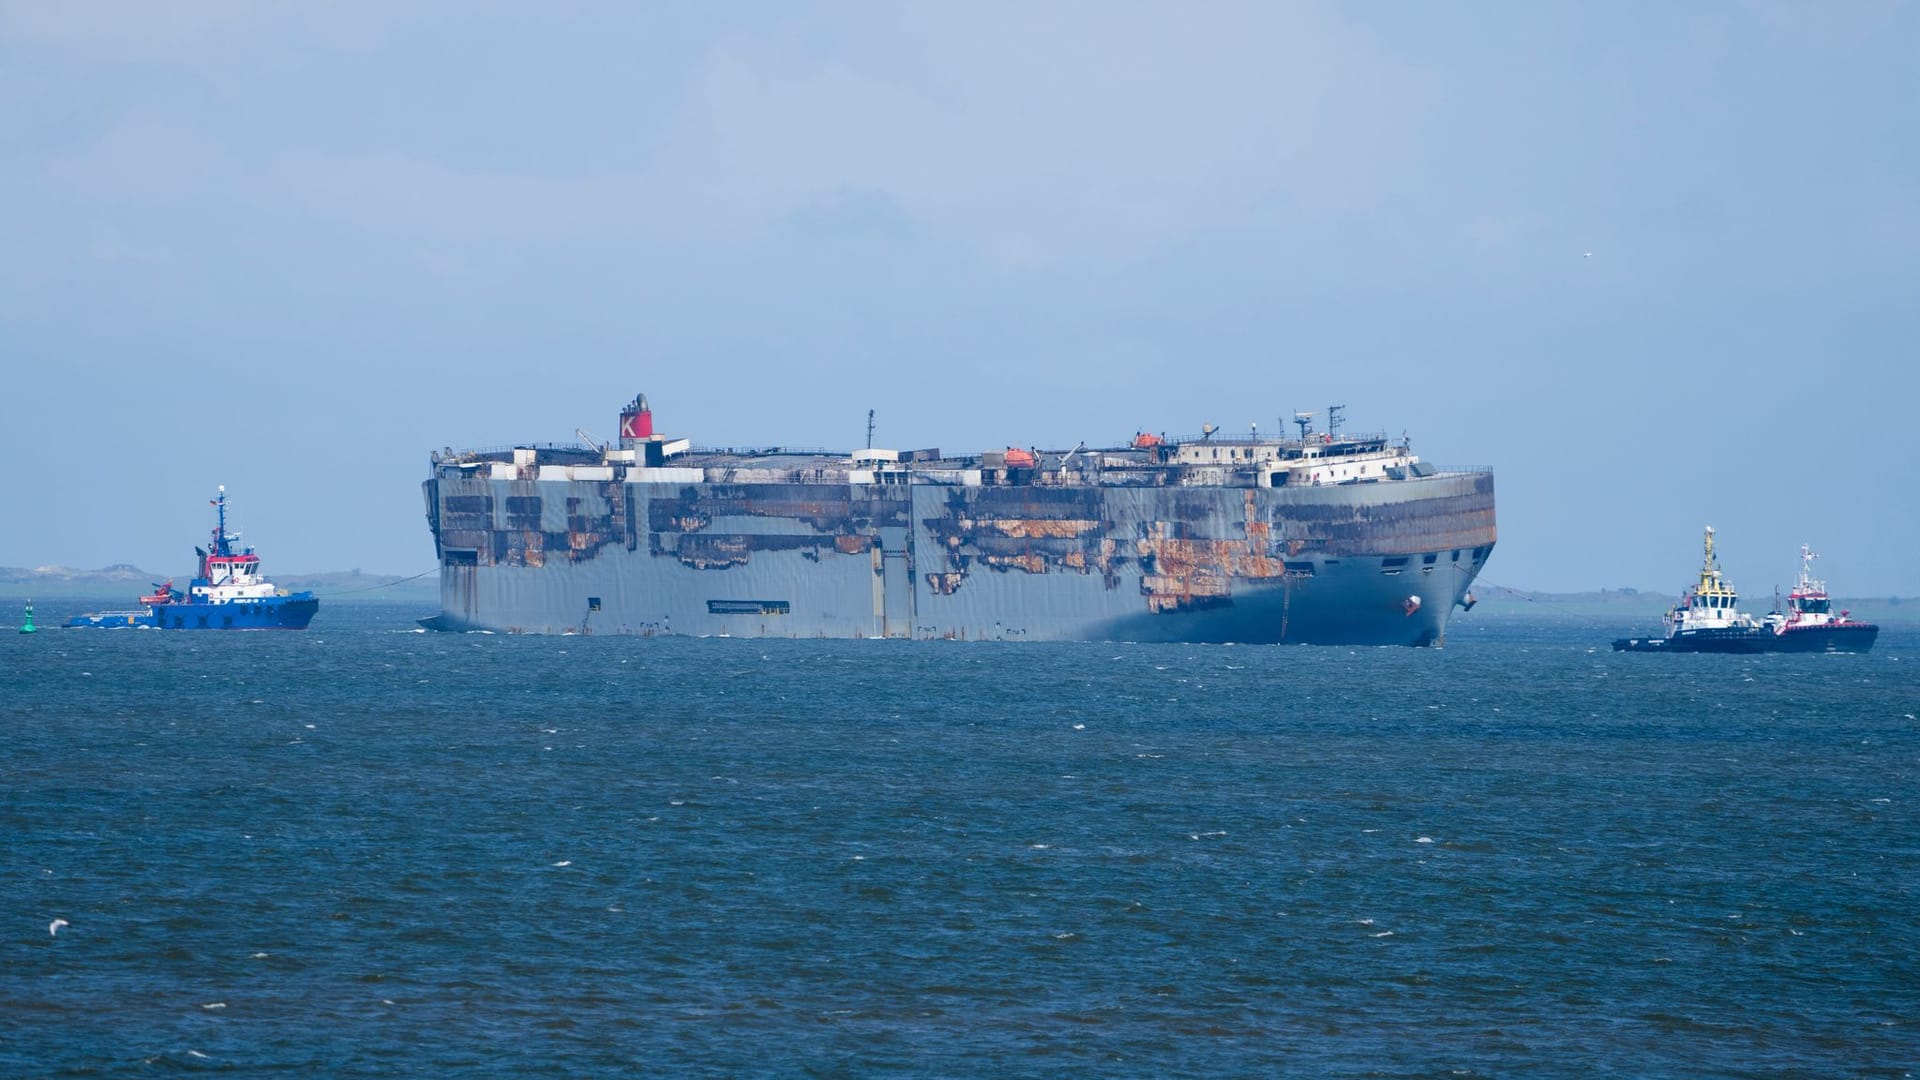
(5, 3, 1915, 593)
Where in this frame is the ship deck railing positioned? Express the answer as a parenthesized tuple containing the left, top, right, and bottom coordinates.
(687, 446, 843, 459)
(432, 442, 598, 464)
(1163, 429, 1393, 447)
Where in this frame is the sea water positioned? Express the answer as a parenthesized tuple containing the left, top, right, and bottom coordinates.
(3, 602, 1916, 1077)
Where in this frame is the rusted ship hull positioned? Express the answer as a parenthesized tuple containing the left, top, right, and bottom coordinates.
(420, 472, 1495, 645)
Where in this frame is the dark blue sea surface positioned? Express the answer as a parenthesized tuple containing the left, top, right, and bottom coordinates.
(4, 602, 1917, 1077)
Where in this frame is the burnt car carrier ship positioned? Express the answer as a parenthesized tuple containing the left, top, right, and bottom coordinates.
(420, 395, 1495, 645)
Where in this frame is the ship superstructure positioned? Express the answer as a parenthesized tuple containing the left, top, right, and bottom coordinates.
(421, 395, 1497, 645)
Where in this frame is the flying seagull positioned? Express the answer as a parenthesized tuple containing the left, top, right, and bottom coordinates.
(1583, 252, 1593, 258)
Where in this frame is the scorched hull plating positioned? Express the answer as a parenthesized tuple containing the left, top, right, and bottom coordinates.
(421, 472, 1495, 645)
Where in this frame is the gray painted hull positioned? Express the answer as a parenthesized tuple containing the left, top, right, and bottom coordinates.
(423, 471, 1495, 645)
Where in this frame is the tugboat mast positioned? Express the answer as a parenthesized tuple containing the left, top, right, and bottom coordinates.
(211, 485, 233, 557)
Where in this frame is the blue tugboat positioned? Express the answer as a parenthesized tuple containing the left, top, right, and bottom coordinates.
(66, 487, 318, 630)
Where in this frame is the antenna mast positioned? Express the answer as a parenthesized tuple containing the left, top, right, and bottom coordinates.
(866, 409, 875, 450)
(1327, 404, 1346, 438)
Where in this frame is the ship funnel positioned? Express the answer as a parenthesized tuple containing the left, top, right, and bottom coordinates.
(618, 393, 654, 449)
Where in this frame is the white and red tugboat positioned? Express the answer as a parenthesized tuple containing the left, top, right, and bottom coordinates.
(1761, 546, 1878, 653)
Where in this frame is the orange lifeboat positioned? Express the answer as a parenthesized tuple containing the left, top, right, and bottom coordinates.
(1131, 432, 1162, 449)
(1003, 447, 1037, 468)
(140, 579, 178, 606)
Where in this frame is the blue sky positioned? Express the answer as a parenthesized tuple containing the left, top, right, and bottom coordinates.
(3, 2, 1915, 594)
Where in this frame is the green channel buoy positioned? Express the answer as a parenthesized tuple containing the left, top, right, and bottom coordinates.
(20, 600, 37, 634)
